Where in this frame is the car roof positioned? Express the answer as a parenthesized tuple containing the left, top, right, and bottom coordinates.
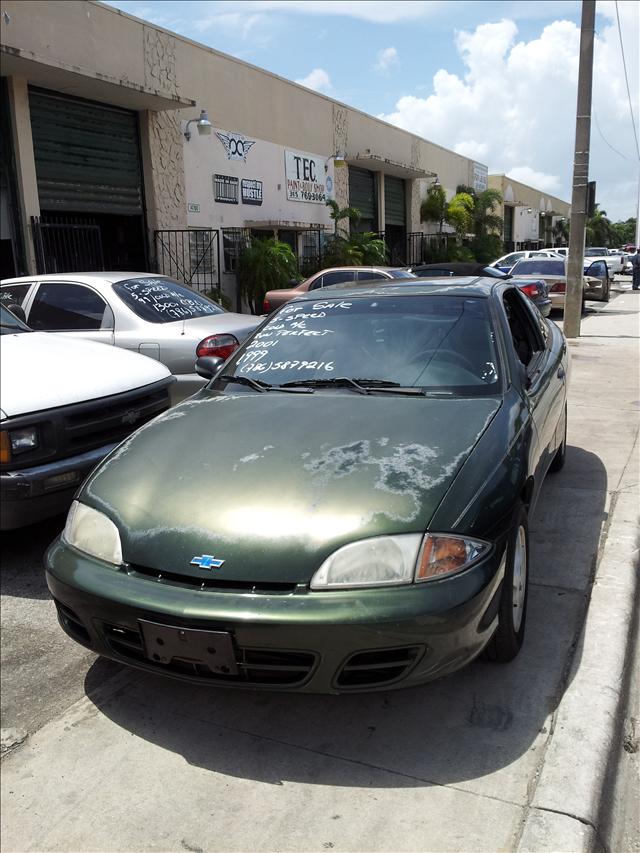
(413, 262, 489, 274)
(1, 272, 168, 285)
(309, 266, 408, 274)
(291, 277, 498, 302)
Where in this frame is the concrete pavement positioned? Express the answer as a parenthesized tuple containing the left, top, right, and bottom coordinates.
(1, 289, 638, 852)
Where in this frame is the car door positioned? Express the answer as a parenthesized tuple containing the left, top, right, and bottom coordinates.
(25, 281, 115, 345)
(502, 287, 565, 491)
(584, 260, 607, 299)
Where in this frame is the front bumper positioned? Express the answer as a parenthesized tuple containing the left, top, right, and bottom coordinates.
(1, 443, 119, 530)
(45, 537, 506, 693)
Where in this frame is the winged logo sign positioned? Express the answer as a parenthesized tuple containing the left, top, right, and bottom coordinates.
(215, 131, 256, 162)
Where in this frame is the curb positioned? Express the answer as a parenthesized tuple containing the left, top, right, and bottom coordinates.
(517, 472, 640, 850)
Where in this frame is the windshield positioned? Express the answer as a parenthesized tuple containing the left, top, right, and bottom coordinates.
(220, 295, 501, 397)
(0, 305, 31, 335)
(388, 269, 418, 279)
(113, 277, 224, 324)
(512, 260, 565, 276)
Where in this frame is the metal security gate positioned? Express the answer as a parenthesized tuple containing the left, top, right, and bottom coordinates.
(29, 89, 143, 215)
(384, 175, 407, 264)
(154, 229, 221, 293)
(348, 167, 377, 231)
(32, 215, 104, 273)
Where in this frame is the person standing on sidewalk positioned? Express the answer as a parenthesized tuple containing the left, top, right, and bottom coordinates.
(632, 250, 640, 290)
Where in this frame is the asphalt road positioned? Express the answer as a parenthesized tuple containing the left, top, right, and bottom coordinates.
(1, 282, 637, 852)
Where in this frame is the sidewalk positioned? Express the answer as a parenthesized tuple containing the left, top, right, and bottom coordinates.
(1, 292, 638, 853)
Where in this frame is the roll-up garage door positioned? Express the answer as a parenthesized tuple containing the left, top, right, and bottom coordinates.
(384, 175, 406, 226)
(348, 166, 377, 229)
(29, 89, 143, 215)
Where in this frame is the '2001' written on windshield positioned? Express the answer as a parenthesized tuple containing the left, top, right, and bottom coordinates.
(235, 300, 353, 374)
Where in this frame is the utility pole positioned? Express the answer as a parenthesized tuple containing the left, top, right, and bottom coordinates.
(565, 0, 596, 339)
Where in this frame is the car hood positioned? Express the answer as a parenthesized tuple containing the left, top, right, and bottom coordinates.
(0, 332, 171, 418)
(82, 391, 501, 583)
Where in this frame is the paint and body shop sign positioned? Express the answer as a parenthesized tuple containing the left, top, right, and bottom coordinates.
(285, 149, 328, 203)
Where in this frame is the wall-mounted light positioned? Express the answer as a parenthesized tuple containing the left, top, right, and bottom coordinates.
(325, 152, 346, 172)
(184, 110, 213, 141)
(526, 207, 532, 214)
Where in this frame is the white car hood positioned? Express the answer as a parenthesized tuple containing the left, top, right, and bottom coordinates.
(0, 332, 171, 420)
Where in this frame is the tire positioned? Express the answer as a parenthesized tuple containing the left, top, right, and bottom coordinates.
(601, 279, 611, 302)
(485, 503, 529, 663)
(549, 405, 567, 472)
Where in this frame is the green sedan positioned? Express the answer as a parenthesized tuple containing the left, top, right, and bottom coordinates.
(45, 280, 569, 692)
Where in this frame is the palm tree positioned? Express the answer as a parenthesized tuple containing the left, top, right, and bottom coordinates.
(472, 188, 503, 238)
(420, 185, 448, 235)
(553, 218, 570, 245)
(326, 199, 361, 237)
(236, 238, 300, 314)
(586, 206, 613, 246)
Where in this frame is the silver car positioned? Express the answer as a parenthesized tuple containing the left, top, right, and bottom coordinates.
(0, 273, 261, 401)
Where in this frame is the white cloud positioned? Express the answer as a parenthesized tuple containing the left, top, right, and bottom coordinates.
(379, 5, 639, 220)
(194, 11, 265, 39)
(375, 47, 399, 74)
(233, 1, 443, 23)
(295, 68, 332, 93)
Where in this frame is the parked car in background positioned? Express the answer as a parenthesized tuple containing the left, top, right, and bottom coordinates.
(490, 250, 561, 274)
(262, 266, 416, 313)
(552, 248, 568, 258)
(583, 248, 625, 277)
(0, 305, 174, 530)
(510, 257, 610, 310)
(0, 273, 261, 402)
(408, 262, 551, 316)
(46, 279, 569, 692)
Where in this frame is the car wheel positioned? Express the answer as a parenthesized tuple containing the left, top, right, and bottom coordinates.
(485, 503, 529, 663)
(550, 405, 567, 472)
(601, 279, 611, 302)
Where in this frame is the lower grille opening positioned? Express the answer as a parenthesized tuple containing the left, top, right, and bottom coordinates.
(127, 565, 298, 595)
(101, 621, 317, 686)
(336, 646, 423, 688)
(54, 600, 91, 645)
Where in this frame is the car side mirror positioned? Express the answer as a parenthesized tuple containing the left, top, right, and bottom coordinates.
(6, 303, 26, 323)
(195, 356, 225, 380)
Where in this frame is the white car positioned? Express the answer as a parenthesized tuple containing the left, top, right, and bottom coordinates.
(491, 249, 561, 272)
(1, 305, 174, 529)
(583, 249, 625, 277)
(0, 272, 261, 403)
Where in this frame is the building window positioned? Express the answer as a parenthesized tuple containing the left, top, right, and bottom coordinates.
(222, 228, 250, 274)
(188, 229, 215, 277)
(214, 174, 239, 204)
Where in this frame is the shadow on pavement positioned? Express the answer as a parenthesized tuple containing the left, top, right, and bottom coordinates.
(83, 447, 607, 792)
(1, 515, 65, 601)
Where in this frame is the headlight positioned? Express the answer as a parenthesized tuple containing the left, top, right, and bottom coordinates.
(310, 533, 490, 590)
(63, 501, 123, 566)
(0, 427, 39, 461)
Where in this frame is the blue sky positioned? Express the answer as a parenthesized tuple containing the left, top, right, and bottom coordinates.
(105, 0, 639, 222)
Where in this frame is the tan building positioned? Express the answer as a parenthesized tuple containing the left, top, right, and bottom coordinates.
(488, 175, 571, 253)
(0, 0, 490, 304)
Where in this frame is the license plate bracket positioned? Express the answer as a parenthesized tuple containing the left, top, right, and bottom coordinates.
(138, 620, 238, 676)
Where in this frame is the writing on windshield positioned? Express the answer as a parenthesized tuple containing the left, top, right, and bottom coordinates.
(113, 278, 223, 324)
(224, 295, 500, 395)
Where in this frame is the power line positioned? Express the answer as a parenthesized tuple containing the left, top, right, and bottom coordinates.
(615, 0, 640, 161)
(593, 108, 630, 160)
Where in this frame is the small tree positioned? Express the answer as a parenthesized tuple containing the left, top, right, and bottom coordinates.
(326, 199, 361, 237)
(586, 206, 614, 246)
(236, 238, 300, 314)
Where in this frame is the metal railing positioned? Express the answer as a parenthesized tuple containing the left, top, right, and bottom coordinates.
(154, 229, 220, 292)
(31, 215, 104, 274)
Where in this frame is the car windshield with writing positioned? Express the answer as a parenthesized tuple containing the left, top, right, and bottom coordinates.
(112, 277, 224, 323)
(511, 260, 565, 276)
(219, 295, 501, 397)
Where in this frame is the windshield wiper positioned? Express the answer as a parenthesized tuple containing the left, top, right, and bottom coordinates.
(280, 377, 426, 396)
(220, 374, 273, 392)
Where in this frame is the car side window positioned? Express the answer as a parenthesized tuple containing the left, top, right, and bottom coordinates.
(28, 283, 112, 331)
(418, 269, 453, 277)
(314, 270, 356, 289)
(0, 283, 32, 306)
(356, 270, 387, 281)
(502, 289, 545, 369)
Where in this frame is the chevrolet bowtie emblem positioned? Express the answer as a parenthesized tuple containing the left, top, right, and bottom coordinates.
(190, 554, 225, 570)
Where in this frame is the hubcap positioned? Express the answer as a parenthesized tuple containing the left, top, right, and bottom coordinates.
(512, 525, 527, 633)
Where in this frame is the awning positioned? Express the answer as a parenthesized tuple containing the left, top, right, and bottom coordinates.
(1, 47, 195, 110)
(349, 153, 435, 180)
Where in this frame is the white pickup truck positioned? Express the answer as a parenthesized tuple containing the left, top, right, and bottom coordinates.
(1, 305, 174, 529)
(583, 247, 626, 277)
